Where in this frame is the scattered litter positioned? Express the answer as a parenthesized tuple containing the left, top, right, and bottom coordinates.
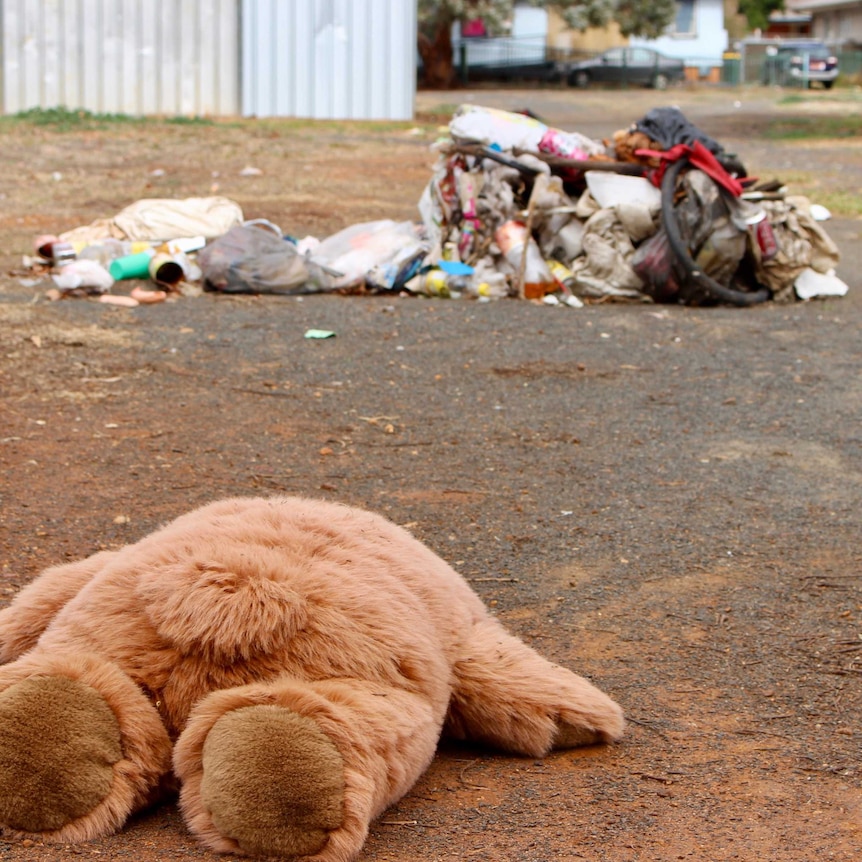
(312, 220, 428, 292)
(51, 259, 114, 293)
(35, 235, 75, 265)
(23, 104, 848, 309)
(198, 223, 330, 294)
(304, 329, 336, 339)
(110, 250, 155, 281)
(130, 286, 168, 304)
(794, 268, 848, 300)
(99, 294, 139, 308)
(149, 253, 186, 287)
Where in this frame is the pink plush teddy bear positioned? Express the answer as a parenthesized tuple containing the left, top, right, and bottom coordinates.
(0, 496, 623, 859)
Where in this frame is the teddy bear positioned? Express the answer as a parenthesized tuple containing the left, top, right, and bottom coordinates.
(0, 496, 624, 859)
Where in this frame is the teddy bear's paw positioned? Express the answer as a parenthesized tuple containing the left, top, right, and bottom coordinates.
(553, 693, 626, 749)
(199, 704, 345, 857)
(0, 675, 122, 833)
(553, 722, 605, 748)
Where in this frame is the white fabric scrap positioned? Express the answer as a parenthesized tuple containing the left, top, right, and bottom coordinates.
(794, 267, 849, 300)
(60, 197, 244, 244)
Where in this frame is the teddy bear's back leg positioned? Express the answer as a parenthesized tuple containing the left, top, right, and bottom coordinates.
(174, 677, 446, 861)
(0, 651, 172, 843)
(0, 551, 117, 663)
(446, 616, 624, 757)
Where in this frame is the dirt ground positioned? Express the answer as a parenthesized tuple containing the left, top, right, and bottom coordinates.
(0, 86, 861, 861)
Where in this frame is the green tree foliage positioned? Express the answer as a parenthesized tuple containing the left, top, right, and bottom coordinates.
(737, 0, 785, 33)
(418, 0, 677, 40)
(417, 1, 678, 86)
(614, 1, 679, 39)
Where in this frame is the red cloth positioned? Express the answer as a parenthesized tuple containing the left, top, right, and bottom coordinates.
(635, 141, 744, 197)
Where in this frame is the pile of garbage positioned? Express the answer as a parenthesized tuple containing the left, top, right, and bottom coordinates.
(28, 104, 848, 307)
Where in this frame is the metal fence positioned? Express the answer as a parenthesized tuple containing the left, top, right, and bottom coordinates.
(450, 35, 862, 88)
(0, 0, 417, 120)
(837, 49, 862, 78)
(241, 0, 416, 120)
(736, 41, 862, 85)
(451, 37, 724, 86)
(0, 0, 241, 116)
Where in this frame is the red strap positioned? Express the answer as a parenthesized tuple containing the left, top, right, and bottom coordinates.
(635, 142, 744, 197)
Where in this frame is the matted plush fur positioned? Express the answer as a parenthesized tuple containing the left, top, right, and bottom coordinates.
(0, 496, 624, 860)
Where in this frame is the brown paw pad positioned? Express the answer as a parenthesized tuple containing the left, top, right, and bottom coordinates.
(201, 705, 344, 857)
(0, 676, 122, 832)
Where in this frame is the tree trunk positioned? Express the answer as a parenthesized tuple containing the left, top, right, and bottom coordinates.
(418, 18, 456, 89)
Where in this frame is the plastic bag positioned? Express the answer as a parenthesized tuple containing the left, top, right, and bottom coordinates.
(630, 228, 681, 303)
(449, 105, 548, 151)
(51, 259, 114, 293)
(312, 220, 428, 291)
(449, 104, 605, 160)
(198, 225, 329, 294)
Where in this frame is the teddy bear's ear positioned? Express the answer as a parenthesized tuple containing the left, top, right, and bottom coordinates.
(136, 552, 308, 663)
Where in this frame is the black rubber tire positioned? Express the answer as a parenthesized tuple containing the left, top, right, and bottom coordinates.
(660, 158, 771, 307)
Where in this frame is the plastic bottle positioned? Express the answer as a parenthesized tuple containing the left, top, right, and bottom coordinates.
(470, 277, 509, 299)
(156, 236, 207, 255)
(422, 269, 467, 298)
(109, 249, 156, 280)
(494, 221, 555, 299)
(76, 238, 130, 267)
(547, 259, 578, 296)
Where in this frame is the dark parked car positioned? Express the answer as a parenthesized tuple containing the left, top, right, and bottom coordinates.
(564, 47, 685, 90)
(762, 41, 838, 88)
(462, 58, 560, 83)
(449, 34, 559, 83)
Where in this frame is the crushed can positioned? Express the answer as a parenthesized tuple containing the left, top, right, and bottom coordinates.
(36, 239, 76, 266)
(752, 217, 779, 262)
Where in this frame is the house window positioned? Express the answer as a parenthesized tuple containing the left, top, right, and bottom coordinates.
(671, 0, 696, 37)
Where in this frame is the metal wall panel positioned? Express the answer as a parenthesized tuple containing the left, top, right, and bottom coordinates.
(0, 0, 240, 115)
(241, 0, 417, 120)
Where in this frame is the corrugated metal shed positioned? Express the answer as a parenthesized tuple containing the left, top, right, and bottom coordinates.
(0, 0, 417, 120)
(0, 0, 241, 115)
(241, 0, 416, 120)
